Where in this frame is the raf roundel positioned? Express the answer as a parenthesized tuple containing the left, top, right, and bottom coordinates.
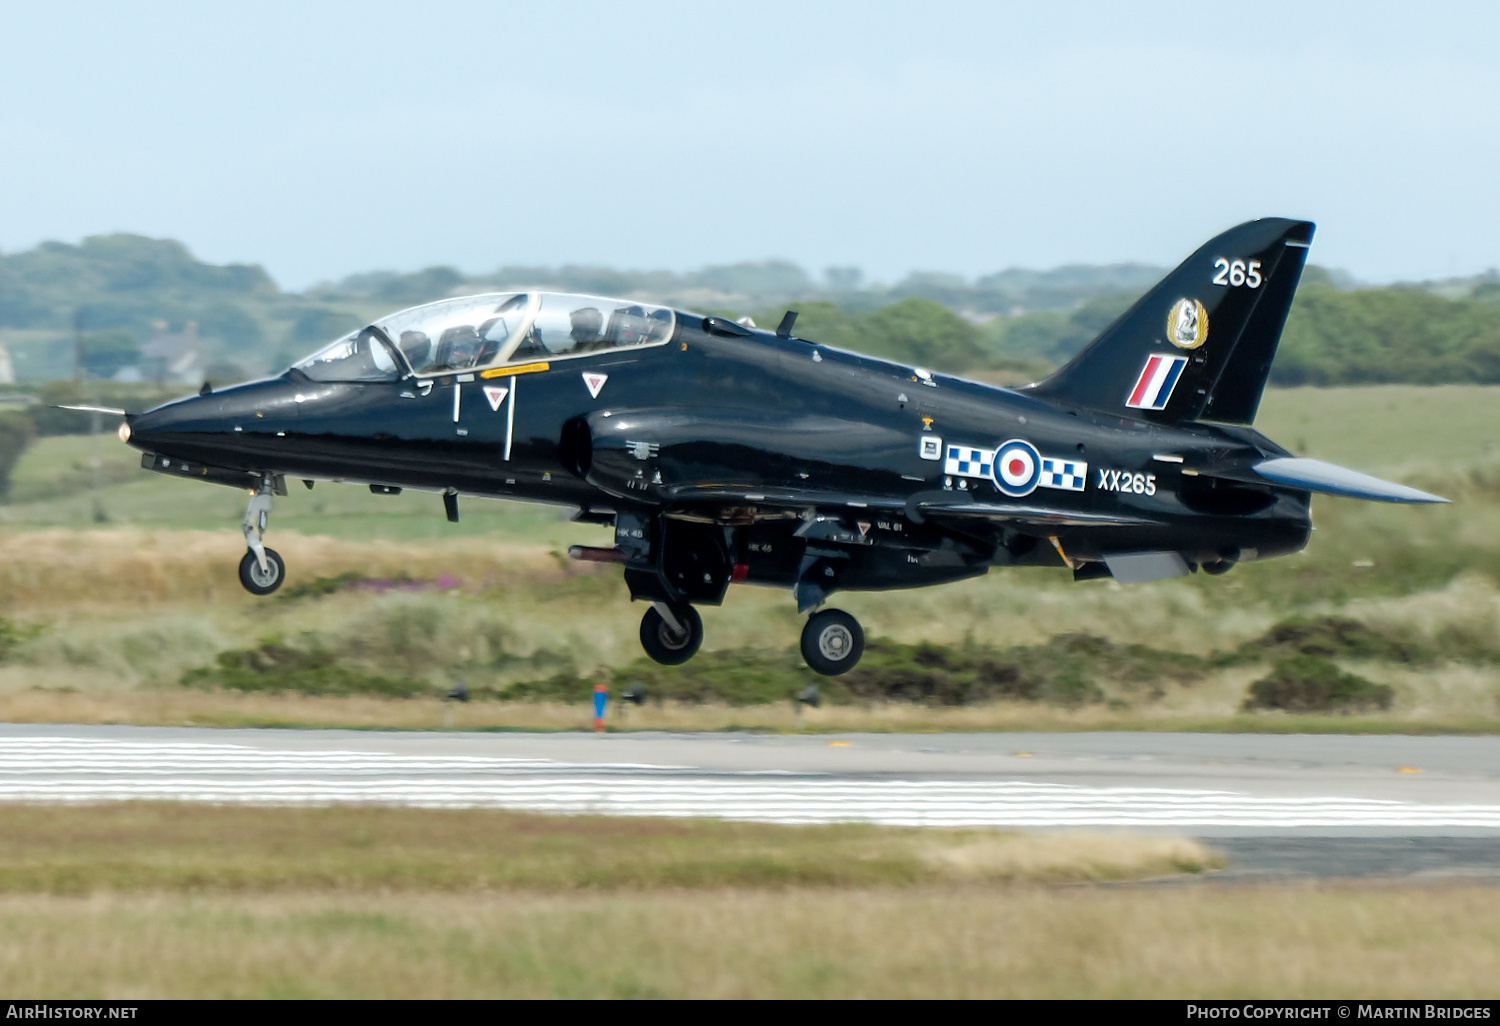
(992, 438, 1042, 497)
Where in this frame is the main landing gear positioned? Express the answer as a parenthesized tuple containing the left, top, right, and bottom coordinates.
(800, 609, 865, 676)
(639, 603, 703, 665)
(636, 601, 866, 676)
(238, 475, 285, 596)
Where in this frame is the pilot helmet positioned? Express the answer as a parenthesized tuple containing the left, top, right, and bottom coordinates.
(570, 307, 603, 344)
(615, 305, 647, 344)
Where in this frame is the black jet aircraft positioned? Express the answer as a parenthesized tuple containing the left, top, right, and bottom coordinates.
(110, 218, 1444, 675)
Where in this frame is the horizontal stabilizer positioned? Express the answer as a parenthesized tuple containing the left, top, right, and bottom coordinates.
(1252, 458, 1448, 504)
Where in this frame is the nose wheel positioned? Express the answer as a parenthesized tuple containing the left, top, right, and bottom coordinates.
(800, 608, 864, 676)
(239, 547, 285, 595)
(238, 475, 285, 596)
(640, 603, 703, 665)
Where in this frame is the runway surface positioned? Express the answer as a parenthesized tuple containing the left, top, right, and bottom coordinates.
(4, 725, 1500, 854)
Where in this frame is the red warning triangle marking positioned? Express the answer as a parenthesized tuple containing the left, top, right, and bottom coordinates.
(857, 521, 871, 537)
(582, 372, 608, 399)
(483, 385, 509, 412)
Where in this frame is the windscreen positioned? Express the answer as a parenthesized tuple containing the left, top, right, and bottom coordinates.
(292, 328, 402, 382)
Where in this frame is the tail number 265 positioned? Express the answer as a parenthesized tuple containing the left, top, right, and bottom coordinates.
(1211, 258, 1262, 288)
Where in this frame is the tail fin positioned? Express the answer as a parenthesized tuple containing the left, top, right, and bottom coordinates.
(1022, 218, 1313, 425)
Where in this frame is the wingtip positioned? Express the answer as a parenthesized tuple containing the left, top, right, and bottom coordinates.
(1253, 458, 1449, 505)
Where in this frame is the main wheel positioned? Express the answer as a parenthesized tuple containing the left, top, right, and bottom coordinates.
(238, 547, 285, 596)
(800, 608, 864, 676)
(640, 604, 703, 665)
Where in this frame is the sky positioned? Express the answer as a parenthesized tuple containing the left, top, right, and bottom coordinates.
(3, 1, 1499, 291)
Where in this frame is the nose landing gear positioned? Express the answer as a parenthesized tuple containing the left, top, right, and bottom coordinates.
(238, 475, 285, 596)
(239, 547, 285, 595)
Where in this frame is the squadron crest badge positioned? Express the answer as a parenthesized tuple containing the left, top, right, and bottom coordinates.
(1167, 297, 1208, 350)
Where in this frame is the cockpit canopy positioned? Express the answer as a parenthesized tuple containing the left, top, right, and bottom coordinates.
(292, 292, 677, 383)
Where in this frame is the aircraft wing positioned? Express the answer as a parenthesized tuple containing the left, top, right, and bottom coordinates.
(659, 485, 1165, 528)
(660, 484, 905, 513)
(905, 497, 1164, 527)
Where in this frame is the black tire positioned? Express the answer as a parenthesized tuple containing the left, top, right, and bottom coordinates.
(1202, 546, 1240, 576)
(640, 605, 702, 666)
(238, 547, 285, 596)
(800, 608, 864, 676)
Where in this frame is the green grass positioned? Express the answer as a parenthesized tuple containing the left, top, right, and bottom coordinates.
(180, 641, 432, 698)
(441, 632, 1211, 707)
(0, 433, 599, 542)
(2, 883, 1499, 997)
(1, 385, 1497, 732)
(0, 803, 1214, 893)
(1255, 384, 1500, 472)
(4, 806, 1496, 1000)
(1243, 654, 1395, 713)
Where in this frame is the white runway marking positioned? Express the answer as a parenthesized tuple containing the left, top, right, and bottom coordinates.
(5, 737, 1500, 829)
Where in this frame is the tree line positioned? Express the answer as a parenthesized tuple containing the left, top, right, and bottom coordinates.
(0, 233, 1168, 383)
(5, 232, 1500, 388)
(757, 279, 1500, 389)
(4, 239, 1500, 502)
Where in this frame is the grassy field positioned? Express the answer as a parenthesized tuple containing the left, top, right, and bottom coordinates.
(0, 432, 587, 541)
(1, 391, 1497, 999)
(0, 803, 1493, 999)
(0, 804, 1216, 892)
(1256, 385, 1500, 472)
(2, 882, 1500, 996)
(0, 385, 1497, 731)
(6, 886, 1500, 999)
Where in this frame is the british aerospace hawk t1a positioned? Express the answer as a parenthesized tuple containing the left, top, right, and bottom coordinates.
(112, 218, 1444, 675)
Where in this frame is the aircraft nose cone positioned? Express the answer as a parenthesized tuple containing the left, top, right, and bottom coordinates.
(124, 399, 211, 456)
(121, 404, 169, 455)
(123, 378, 302, 469)
(122, 406, 167, 451)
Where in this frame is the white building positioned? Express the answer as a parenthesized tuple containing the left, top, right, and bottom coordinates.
(140, 321, 203, 383)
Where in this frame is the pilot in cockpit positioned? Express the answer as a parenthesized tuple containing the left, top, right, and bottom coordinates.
(511, 323, 548, 359)
(646, 307, 672, 343)
(568, 307, 605, 352)
(398, 330, 432, 372)
(438, 325, 481, 370)
(608, 305, 649, 347)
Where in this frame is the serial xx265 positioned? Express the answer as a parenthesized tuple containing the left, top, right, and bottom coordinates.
(108, 219, 1444, 675)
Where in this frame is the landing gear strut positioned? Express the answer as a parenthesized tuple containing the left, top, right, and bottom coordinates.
(639, 602, 703, 665)
(800, 608, 865, 676)
(238, 475, 285, 596)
